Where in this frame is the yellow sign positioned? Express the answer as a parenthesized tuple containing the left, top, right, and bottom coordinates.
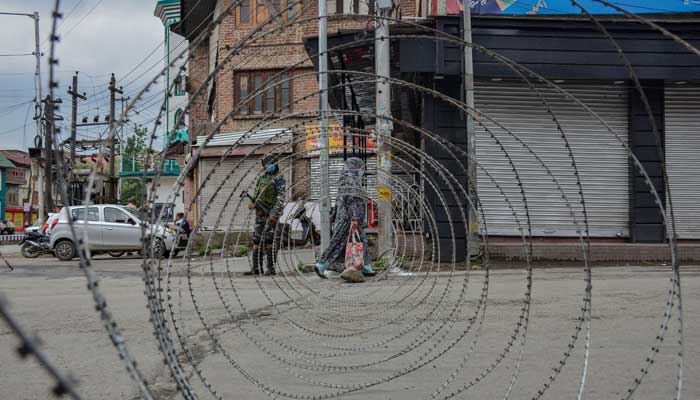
(305, 124, 345, 152)
(378, 187, 392, 201)
(305, 124, 376, 153)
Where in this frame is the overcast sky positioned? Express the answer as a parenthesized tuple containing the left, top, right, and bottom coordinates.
(0, 0, 167, 151)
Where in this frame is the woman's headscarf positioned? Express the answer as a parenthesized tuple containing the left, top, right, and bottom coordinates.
(337, 157, 365, 200)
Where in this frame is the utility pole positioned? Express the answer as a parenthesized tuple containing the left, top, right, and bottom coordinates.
(32, 12, 42, 149)
(463, 2, 479, 260)
(32, 12, 43, 221)
(68, 74, 87, 173)
(116, 96, 129, 201)
(68, 72, 87, 206)
(43, 96, 56, 215)
(0, 11, 43, 219)
(0, 12, 42, 143)
(318, 0, 331, 251)
(108, 73, 123, 202)
(375, 0, 393, 262)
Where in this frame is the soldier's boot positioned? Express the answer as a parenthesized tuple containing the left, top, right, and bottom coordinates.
(244, 247, 262, 275)
(263, 246, 276, 275)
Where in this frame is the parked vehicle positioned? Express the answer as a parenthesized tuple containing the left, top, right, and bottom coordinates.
(276, 202, 321, 248)
(42, 213, 58, 235)
(24, 219, 44, 235)
(19, 230, 51, 258)
(49, 205, 179, 261)
(0, 219, 15, 235)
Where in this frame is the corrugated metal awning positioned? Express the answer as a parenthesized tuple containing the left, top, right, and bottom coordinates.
(195, 128, 293, 147)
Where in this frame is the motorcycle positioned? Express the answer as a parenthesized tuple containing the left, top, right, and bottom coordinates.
(276, 202, 321, 248)
(238, 194, 320, 248)
(20, 231, 51, 258)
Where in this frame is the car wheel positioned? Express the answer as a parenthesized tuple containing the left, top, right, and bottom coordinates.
(148, 238, 166, 259)
(20, 243, 41, 258)
(108, 251, 126, 258)
(54, 240, 76, 261)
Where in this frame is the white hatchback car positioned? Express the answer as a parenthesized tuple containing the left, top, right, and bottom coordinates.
(50, 204, 177, 261)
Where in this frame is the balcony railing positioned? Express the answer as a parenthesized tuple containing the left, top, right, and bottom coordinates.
(120, 158, 180, 177)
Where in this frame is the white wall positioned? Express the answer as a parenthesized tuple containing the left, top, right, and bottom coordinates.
(147, 175, 184, 218)
(166, 23, 189, 136)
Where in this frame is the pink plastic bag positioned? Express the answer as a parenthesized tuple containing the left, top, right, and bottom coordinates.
(344, 226, 364, 271)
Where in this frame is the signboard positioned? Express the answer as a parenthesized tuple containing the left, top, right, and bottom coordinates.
(305, 124, 376, 154)
(443, 0, 700, 15)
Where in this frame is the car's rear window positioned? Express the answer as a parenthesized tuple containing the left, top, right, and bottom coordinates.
(71, 207, 99, 222)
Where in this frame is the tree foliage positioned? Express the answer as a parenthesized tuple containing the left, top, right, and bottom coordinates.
(120, 126, 151, 206)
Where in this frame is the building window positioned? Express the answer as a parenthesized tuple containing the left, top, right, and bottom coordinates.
(265, 84, 275, 113)
(239, 75, 249, 114)
(174, 75, 186, 96)
(327, 0, 337, 14)
(174, 108, 185, 130)
(240, 0, 251, 23)
(253, 74, 263, 114)
(255, 0, 267, 23)
(237, 0, 296, 25)
(280, 77, 290, 113)
(287, 0, 296, 18)
(235, 71, 292, 115)
(326, 0, 362, 14)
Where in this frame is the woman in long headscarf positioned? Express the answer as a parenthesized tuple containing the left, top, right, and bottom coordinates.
(314, 157, 373, 281)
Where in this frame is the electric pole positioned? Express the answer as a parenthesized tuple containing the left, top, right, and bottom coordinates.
(68, 72, 87, 205)
(108, 73, 123, 202)
(375, 0, 393, 262)
(0, 11, 43, 219)
(68, 73, 87, 173)
(43, 95, 59, 215)
(32, 12, 42, 148)
(116, 96, 129, 202)
(464, 3, 479, 260)
(32, 11, 42, 221)
(318, 0, 331, 251)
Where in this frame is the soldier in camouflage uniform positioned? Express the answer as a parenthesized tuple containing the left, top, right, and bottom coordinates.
(244, 154, 286, 276)
(314, 157, 373, 282)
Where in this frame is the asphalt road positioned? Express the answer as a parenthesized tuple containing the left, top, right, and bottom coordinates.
(0, 249, 698, 400)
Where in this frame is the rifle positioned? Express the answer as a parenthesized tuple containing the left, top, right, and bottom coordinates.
(240, 190, 270, 217)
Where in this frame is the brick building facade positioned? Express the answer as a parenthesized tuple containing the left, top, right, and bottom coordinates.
(175, 1, 700, 262)
(0, 150, 36, 229)
(177, 0, 415, 229)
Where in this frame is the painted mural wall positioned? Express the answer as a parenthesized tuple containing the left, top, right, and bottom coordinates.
(443, 0, 700, 16)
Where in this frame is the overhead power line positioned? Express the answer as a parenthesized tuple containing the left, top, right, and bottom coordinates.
(59, 0, 106, 39)
(0, 52, 35, 57)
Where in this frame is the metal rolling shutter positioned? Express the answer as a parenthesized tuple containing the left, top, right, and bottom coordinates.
(665, 85, 700, 239)
(199, 157, 290, 231)
(475, 82, 629, 237)
(310, 156, 377, 202)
